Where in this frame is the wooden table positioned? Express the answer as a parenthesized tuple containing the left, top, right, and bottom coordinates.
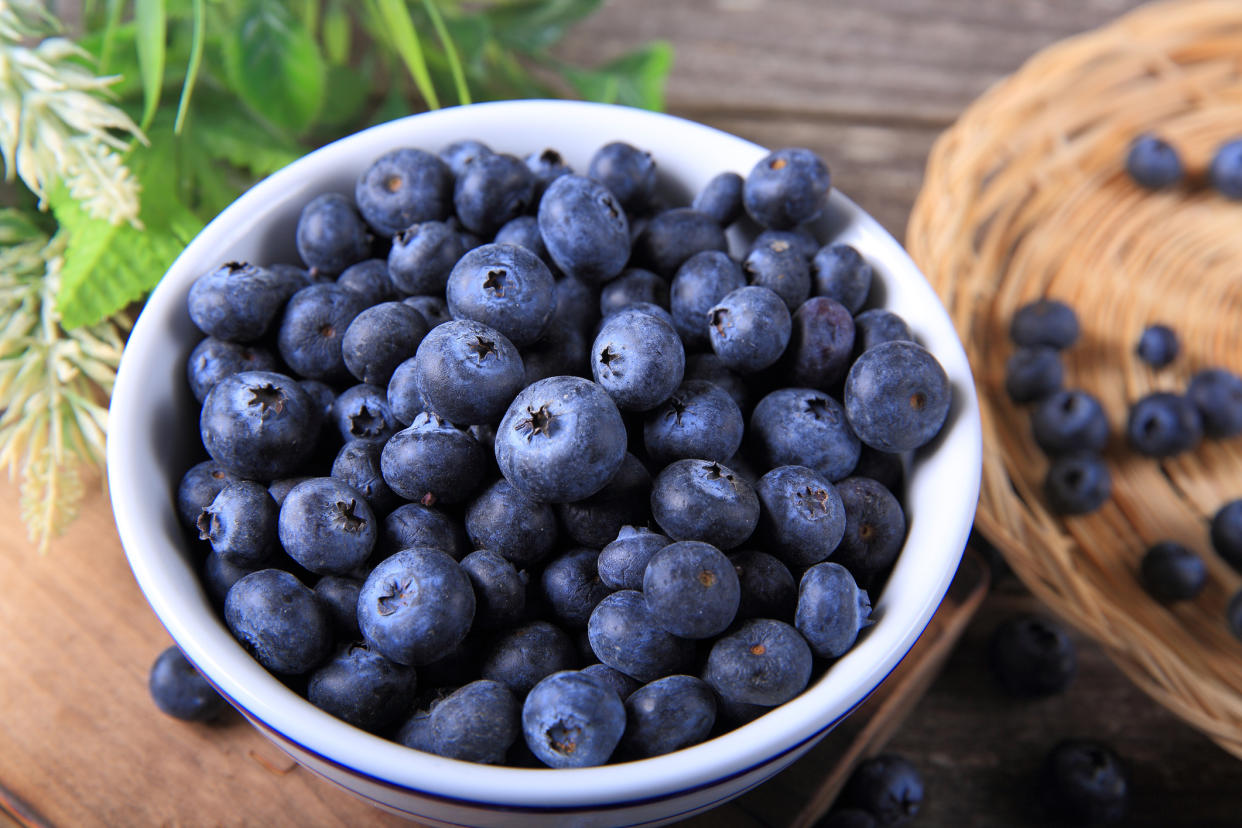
(6, 1, 1242, 825)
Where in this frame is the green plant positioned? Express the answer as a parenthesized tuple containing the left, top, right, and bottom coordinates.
(0, 0, 672, 551)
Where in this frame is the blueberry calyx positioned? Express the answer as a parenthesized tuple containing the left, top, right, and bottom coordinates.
(377, 578, 415, 616)
(599, 346, 620, 370)
(516, 404, 555, 441)
(467, 335, 498, 362)
(483, 268, 508, 296)
(248, 384, 286, 418)
(332, 499, 367, 533)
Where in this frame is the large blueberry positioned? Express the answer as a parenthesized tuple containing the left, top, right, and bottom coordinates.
(1031, 389, 1110, 456)
(336, 259, 396, 306)
(556, 452, 652, 548)
(1187, 368, 1242, 438)
(187, 337, 280, 404)
(796, 562, 871, 659)
(331, 439, 398, 514)
(587, 590, 694, 682)
(522, 670, 626, 768)
(670, 250, 746, 350)
(643, 540, 739, 639)
(381, 502, 467, 559)
(202, 551, 255, 606)
(591, 307, 685, 411)
(493, 215, 549, 263)
(693, 171, 744, 226)
(782, 297, 855, 391)
(598, 526, 671, 591)
(643, 380, 745, 466)
(812, 244, 872, 314)
(588, 141, 657, 212)
(224, 569, 331, 674)
(702, 618, 812, 705)
(295, 193, 371, 276)
(621, 675, 716, 758)
(342, 301, 429, 387)
(453, 152, 535, 236)
(313, 574, 364, 639)
(277, 283, 368, 382)
(538, 175, 630, 284)
(407, 319, 525, 426)
(756, 465, 846, 568)
(440, 139, 493, 177)
(844, 340, 952, 453)
(355, 148, 453, 236)
(177, 460, 239, 529)
(380, 412, 487, 505)
(743, 147, 831, 230)
(198, 481, 277, 567)
(430, 680, 521, 764)
(634, 208, 728, 278)
(522, 323, 589, 386)
(278, 478, 376, 575)
(833, 476, 906, 586)
(730, 549, 797, 621)
(743, 237, 811, 311)
(540, 548, 613, 630)
(447, 242, 555, 348)
(708, 286, 792, 374)
(200, 371, 318, 480)
(495, 376, 627, 503)
(460, 549, 526, 630)
(853, 308, 914, 353)
(650, 459, 760, 550)
(358, 548, 475, 666)
(332, 383, 400, 443)
(149, 646, 227, 722)
(1126, 392, 1202, 457)
(187, 261, 295, 343)
(387, 221, 465, 297)
(749, 388, 861, 482)
(481, 620, 578, 696)
(599, 268, 669, 317)
(307, 642, 417, 732)
(465, 478, 558, 567)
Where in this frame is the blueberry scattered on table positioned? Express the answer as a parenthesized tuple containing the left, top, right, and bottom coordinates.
(1125, 134, 1183, 190)
(839, 754, 923, 827)
(149, 645, 228, 722)
(988, 613, 1076, 697)
(1039, 739, 1129, 825)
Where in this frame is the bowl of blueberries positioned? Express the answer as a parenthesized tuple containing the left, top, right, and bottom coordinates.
(108, 99, 982, 827)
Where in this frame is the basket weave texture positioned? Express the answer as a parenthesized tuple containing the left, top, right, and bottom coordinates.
(908, 0, 1242, 757)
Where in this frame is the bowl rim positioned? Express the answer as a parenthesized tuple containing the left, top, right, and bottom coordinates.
(107, 98, 982, 809)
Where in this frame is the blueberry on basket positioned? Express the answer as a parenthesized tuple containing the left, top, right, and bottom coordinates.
(838, 753, 924, 827)
(1125, 133, 1183, 190)
(1126, 391, 1202, 457)
(1009, 298, 1080, 350)
(1139, 541, 1207, 603)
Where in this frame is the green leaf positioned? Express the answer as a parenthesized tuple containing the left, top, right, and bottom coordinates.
(484, 0, 603, 52)
(317, 64, 373, 129)
(0, 209, 46, 246)
(421, 0, 470, 105)
(373, 0, 440, 110)
(97, 0, 125, 74)
(191, 110, 303, 178)
(135, 0, 168, 130)
(173, 0, 206, 134)
(322, 0, 352, 65)
(562, 41, 673, 111)
(223, 0, 327, 133)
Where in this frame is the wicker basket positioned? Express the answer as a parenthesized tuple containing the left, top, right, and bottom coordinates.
(907, 0, 1242, 757)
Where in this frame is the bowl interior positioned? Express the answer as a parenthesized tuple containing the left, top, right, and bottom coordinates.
(107, 99, 981, 809)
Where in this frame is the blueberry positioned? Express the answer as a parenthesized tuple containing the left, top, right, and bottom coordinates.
(381, 412, 486, 505)
(495, 376, 627, 503)
(187, 261, 296, 343)
(177, 460, 239, 529)
(465, 477, 558, 567)
(313, 574, 363, 639)
(702, 618, 812, 706)
(1010, 299, 1080, 350)
(651, 459, 760, 551)
(538, 175, 630, 284)
(1140, 541, 1206, 602)
(298, 380, 336, 429)
(756, 228, 820, 262)
(460, 549, 526, 630)
(683, 352, 749, 413)
(307, 642, 417, 732)
(812, 244, 872, 314)
(341, 302, 429, 387)
(200, 371, 318, 480)
(224, 569, 331, 674)
(587, 590, 694, 682)
(522, 670, 626, 768)
(1135, 324, 1178, 369)
(493, 215, 550, 263)
(446, 242, 555, 348)
(692, 171, 744, 226)
(840, 754, 924, 826)
(408, 319, 525, 426)
(525, 147, 572, 201)
(1211, 499, 1242, 573)
(844, 340, 951, 453)
(989, 613, 1076, 696)
(670, 250, 746, 349)
(1126, 392, 1202, 457)
(336, 258, 396, 306)
(730, 549, 797, 621)
(1031, 389, 1110, 456)
(852, 445, 906, 496)
(1124, 133, 1183, 190)
(277, 283, 367, 382)
(750, 388, 861, 482)
(296, 193, 371, 277)
(579, 663, 641, 701)
(1044, 453, 1111, 515)
(643, 540, 739, 639)
(796, 562, 871, 659)
(278, 478, 376, 575)
(634, 208, 728, 278)
(355, 148, 453, 236)
(381, 502, 467, 559)
(1040, 740, 1129, 825)
(1005, 346, 1063, 404)
(358, 548, 475, 666)
(588, 141, 657, 212)
(332, 383, 400, 443)
(743, 147, 831, 230)
(833, 476, 907, 586)
(597, 526, 670, 592)
(330, 438, 398, 513)
(439, 139, 493, 177)
(202, 550, 255, 606)
(782, 297, 856, 391)
(395, 708, 436, 753)
(267, 261, 314, 290)
(387, 221, 466, 297)
(590, 306, 685, 411)
(429, 680, 521, 764)
(621, 675, 716, 759)
(743, 237, 811, 311)
(541, 548, 613, 629)
(556, 452, 652, 548)
(522, 323, 589, 386)
(454, 152, 536, 236)
(599, 268, 669, 317)
(187, 337, 280, 403)
(643, 380, 745, 466)
(853, 309, 914, 353)
(481, 620, 578, 696)
(197, 481, 277, 567)
(551, 274, 602, 336)
(1209, 138, 1242, 199)
(384, 356, 431, 426)
(756, 465, 847, 568)
(149, 646, 227, 722)
(708, 286, 792, 374)
(1187, 368, 1242, 438)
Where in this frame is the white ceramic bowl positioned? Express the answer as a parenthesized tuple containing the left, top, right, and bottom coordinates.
(107, 100, 981, 827)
